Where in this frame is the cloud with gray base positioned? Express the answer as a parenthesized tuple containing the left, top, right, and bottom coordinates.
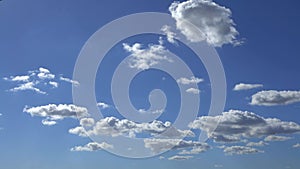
(189, 109, 300, 143)
(168, 155, 193, 161)
(233, 83, 263, 91)
(24, 104, 89, 126)
(70, 142, 113, 152)
(251, 90, 300, 106)
(264, 135, 292, 142)
(169, 0, 240, 47)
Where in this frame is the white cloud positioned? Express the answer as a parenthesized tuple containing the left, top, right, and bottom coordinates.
(70, 142, 113, 152)
(161, 25, 177, 44)
(69, 126, 88, 137)
(123, 42, 173, 70)
(251, 90, 300, 106)
(97, 102, 110, 109)
(49, 81, 58, 88)
(223, 146, 263, 155)
(264, 135, 292, 142)
(41, 119, 57, 126)
(169, 0, 239, 47)
(80, 118, 95, 127)
(177, 76, 203, 85)
(10, 75, 30, 82)
(23, 104, 89, 125)
(246, 141, 268, 147)
(214, 164, 223, 168)
(186, 88, 200, 94)
(138, 109, 164, 115)
(9, 81, 46, 94)
(178, 144, 210, 155)
(233, 83, 263, 91)
(59, 77, 80, 86)
(144, 138, 208, 153)
(168, 155, 193, 161)
(70, 117, 193, 139)
(39, 67, 50, 73)
(189, 109, 300, 143)
(293, 143, 300, 148)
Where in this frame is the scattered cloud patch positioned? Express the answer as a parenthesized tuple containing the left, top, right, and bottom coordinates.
(293, 143, 300, 148)
(233, 83, 263, 91)
(169, 0, 240, 47)
(49, 81, 58, 88)
(223, 146, 263, 155)
(251, 90, 300, 106)
(264, 135, 292, 142)
(123, 42, 173, 70)
(246, 141, 268, 147)
(9, 81, 46, 94)
(59, 76, 80, 86)
(24, 104, 89, 125)
(97, 102, 110, 109)
(161, 25, 177, 44)
(71, 142, 113, 152)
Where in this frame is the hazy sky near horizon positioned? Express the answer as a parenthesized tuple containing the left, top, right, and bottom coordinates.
(1, 0, 300, 169)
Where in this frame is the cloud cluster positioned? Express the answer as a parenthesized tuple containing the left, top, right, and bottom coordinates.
(123, 42, 173, 70)
(251, 90, 300, 106)
(233, 83, 263, 91)
(169, 0, 239, 47)
(70, 142, 113, 152)
(189, 109, 300, 143)
(161, 25, 177, 44)
(3, 67, 79, 94)
(69, 117, 194, 139)
(23, 104, 89, 126)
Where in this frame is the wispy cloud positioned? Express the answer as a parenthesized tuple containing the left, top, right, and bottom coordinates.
(71, 142, 113, 152)
(177, 76, 203, 85)
(168, 155, 193, 161)
(222, 146, 263, 155)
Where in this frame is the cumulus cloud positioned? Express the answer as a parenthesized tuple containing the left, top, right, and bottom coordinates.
(161, 25, 177, 44)
(69, 126, 88, 137)
(251, 90, 300, 106)
(37, 67, 55, 80)
(233, 83, 263, 91)
(97, 102, 110, 109)
(186, 88, 200, 94)
(189, 110, 300, 143)
(246, 141, 268, 147)
(70, 117, 194, 139)
(168, 155, 193, 161)
(123, 42, 173, 70)
(70, 142, 113, 152)
(223, 146, 263, 155)
(177, 76, 203, 85)
(169, 0, 239, 47)
(24, 104, 89, 125)
(59, 77, 80, 86)
(293, 143, 300, 148)
(49, 81, 58, 88)
(264, 135, 292, 142)
(144, 138, 209, 153)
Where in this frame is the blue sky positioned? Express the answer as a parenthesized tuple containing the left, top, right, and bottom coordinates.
(1, 0, 300, 169)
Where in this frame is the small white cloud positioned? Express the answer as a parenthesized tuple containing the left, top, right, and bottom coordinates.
(293, 143, 300, 148)
(233, 83, 263, 91)
(264, 135, 292, 142)
(80, 118, 95, 127)
(70, 142, 113, 152)
(123, 42, 172, 70)
(251, 90, 300, 106)
(9, 75, 30, 82)
(39, 67, 50, 73)
(186, 88, 200, 94)
(214, 164, 223, 168)
(168, 155, 193, 161)
(177, 76, 203, 85)
(138, 109, 164, 115)
(169, 0, 240, 47)
(97, 102, 110, 109)
(59, 77, 80, 86)
(37, 67, 55, 80)
(161, 25, 177, 44)
(41, 119, 57, 126)
(159, 156, 165, 160)
(49, 81, 58, 88)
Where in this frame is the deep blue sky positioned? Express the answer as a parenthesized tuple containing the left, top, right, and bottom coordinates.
(1, 0, 300, 169)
